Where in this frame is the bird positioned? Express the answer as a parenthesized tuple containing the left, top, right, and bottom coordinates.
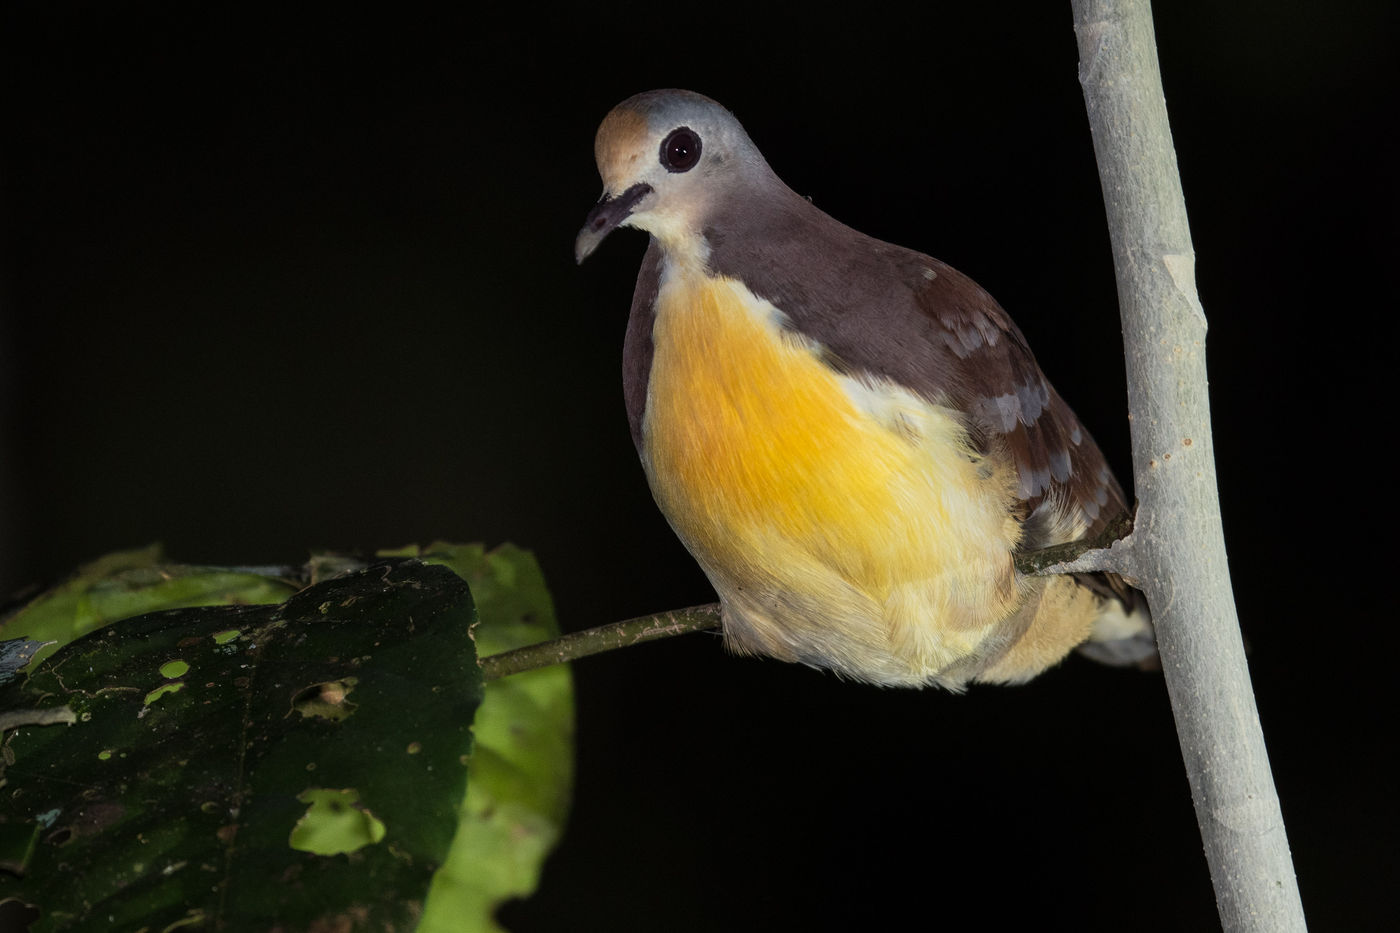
(576, 89, 1153, 689)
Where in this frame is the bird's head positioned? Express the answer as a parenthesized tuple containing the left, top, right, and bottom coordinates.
(575, 89, 771, 264)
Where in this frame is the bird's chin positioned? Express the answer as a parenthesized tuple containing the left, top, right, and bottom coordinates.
(575, 182, 654, 263)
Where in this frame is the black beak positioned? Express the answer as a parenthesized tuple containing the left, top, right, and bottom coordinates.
(574, 183, 654, 264)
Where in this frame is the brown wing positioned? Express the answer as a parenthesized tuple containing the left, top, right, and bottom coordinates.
(909, 257, 1128, 549)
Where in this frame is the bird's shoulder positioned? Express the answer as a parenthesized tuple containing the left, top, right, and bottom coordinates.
(704, 196, 1022, 396)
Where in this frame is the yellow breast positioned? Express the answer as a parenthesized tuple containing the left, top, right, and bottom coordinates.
(641, 266, 1025, 683)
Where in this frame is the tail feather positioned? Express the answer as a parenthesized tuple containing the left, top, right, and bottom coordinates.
(1074, 572, 1158, 669)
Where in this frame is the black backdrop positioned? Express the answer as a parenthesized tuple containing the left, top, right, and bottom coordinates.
(1, 3, 1394, 930)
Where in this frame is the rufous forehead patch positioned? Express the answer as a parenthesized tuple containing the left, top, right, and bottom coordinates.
(594, 105, 650, 193)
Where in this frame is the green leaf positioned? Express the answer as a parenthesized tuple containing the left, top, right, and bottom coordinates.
(404, 543, 575, 933)
(0, 544, 299, 672)
(0, 559, 481, 931)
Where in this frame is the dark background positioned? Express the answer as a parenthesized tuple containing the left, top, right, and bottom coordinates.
(1, 2, 1394, 930)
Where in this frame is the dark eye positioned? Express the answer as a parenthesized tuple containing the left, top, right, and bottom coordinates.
(660, 127, 702, 173)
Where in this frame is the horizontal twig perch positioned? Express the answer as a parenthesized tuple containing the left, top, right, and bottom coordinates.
(479, 603, 723, 681)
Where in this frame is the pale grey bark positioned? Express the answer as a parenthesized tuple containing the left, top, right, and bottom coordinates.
(1069, 1, 1307, 930)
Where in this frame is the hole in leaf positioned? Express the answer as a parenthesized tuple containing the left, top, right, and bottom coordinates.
(159, 660, 190, 679)
(0, 898, 40, 932)
(144, 682, 184, 705)
(291, 679, 358, 721)
(288, 788, 386, 855)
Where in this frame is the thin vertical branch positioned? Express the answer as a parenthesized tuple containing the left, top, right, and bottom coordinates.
(1070, 1, 1306, 930)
